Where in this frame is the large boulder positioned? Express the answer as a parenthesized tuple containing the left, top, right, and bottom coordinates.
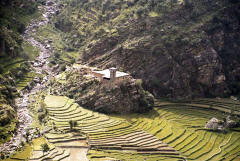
(225, 116, 237, 128)
(205, 117, 226, 131)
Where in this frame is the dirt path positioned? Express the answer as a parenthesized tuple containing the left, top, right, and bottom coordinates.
(64, 148, 89, 161)
(0, 0, 58, 155)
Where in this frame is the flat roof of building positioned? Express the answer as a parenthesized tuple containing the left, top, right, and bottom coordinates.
(93, 69, 129, 78)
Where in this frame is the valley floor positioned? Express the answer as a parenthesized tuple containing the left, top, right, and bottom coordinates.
(3, 95, 240, 161)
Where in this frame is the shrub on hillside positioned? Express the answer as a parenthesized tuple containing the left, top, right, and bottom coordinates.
(54, 52, 60, 58)
(136, 7, 145, 18)
(38, 113, 45, 123)
(136, 79, 143, 89)
(70, 58, 75, 64)
(41, 143, 50, 155)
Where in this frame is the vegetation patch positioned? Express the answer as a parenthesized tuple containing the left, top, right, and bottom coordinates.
(0, 104, 17, 144)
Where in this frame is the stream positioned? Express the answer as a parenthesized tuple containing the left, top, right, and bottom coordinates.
(0, 0, 59, 154)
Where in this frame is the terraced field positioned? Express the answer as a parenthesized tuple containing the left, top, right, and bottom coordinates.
(16, 72, 36, 91)
(21, 95, 238, 161)
(44, 95, 185, 161)
(0, 55, 37, 92)
(3, 137, 68, 161)
(123, 101, 240, 161)
(191, 98, 240, 115)
(155, 98, 240, 115)
(29, 137, 71, 161)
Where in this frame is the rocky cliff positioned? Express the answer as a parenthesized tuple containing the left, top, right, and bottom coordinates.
(52, 0, 240, 99)
(49, 67, 154, 114)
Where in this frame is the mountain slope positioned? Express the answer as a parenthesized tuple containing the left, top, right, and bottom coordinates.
(0, 0, 40, 145)
(52, 0, 240, 99)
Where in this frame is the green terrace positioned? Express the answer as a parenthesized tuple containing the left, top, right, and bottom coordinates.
(39, 95, 240, 160)
(122, 103, 240, 161)
(43, 95, 185, 160)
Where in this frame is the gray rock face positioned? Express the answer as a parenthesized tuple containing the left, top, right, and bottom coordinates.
(225, 116, 237, 128)
(205, 118, 221, 130)
(84, 35, 229, 99)
(205, 116, 238, 131)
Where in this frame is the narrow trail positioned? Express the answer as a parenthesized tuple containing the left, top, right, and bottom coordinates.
(0, 0, 59, 154)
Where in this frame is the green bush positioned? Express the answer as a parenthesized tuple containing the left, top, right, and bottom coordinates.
(70, 58, 75, 64)
(41, 143, 50, 154)
(38, 110, 47, 123)
(54, 52, 60, 58)
(136, 79, 143, 89)
(0, 153, 5, 160)
(0, 117, 10, 126)
(139, 97, 148, 107)
(17, 23, 25, 34)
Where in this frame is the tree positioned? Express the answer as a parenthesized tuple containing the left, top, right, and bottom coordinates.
(69, 120, 78, 131)
(41, 143, 50, 155)
(69, 120, 73, 130)
(73, 121, 77, 127)
(25, 130, 30, 143)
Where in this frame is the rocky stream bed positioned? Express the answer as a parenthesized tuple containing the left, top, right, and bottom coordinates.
(0, 0, 59, 155)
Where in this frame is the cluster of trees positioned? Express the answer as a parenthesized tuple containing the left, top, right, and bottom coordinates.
(68, 120, 78, 131)
(37, 101, 48, 124)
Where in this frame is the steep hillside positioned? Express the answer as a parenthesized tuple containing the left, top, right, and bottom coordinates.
(0, 0, 41, 97)
(52, 0, 240, 99)
(0, 0, 40, 145)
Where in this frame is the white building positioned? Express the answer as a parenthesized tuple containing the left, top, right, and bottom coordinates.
(92, 67, 129, 87)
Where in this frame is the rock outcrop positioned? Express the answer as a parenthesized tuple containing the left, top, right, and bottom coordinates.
(50, 67, 154, 114)
(205, 116, 239, 131)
